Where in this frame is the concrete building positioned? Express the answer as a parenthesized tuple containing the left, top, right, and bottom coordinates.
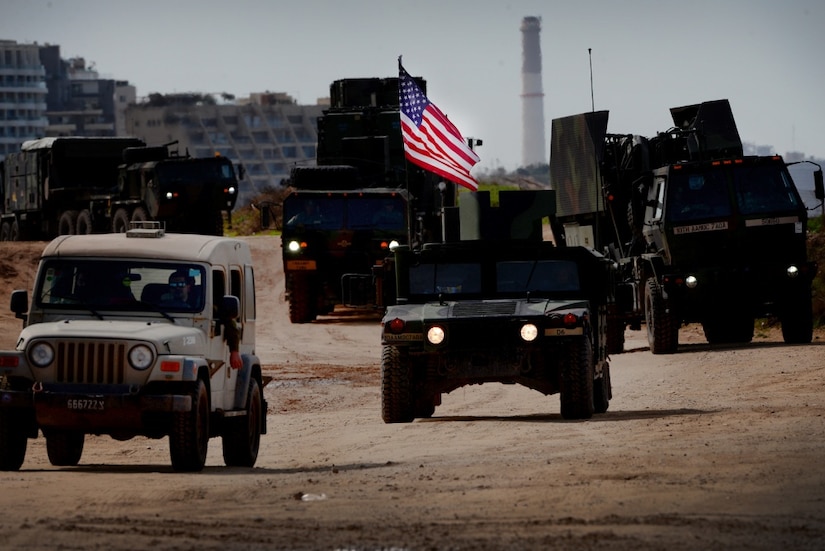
(125, 92, 326, 204)
(0, 40, 48, 160)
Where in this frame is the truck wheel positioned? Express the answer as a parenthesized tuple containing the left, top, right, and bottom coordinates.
(222, 378, 263, 467)
(0, 222, 10, 241)
(606, 314, 625, 355)
(131, 206, 149, 223)
(0, 410, 27, 471)
(76, 210, 94, 235)
(58, 210, 78, 235)
(560, 337, 595, 420)
(10, 220, 22, 241)
(644, 278, 678, 354)
(381, 345, 414, 423)
(781, 292, 813, 344)
(112, 209, 130, 233)
(593, 362, 611, 414)
(45, 429, 85, 466)
(288, 275, 317, 323)
(170, 380, 210, 472)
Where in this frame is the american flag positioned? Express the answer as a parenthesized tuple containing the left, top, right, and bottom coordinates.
(398, 60, 480, 191)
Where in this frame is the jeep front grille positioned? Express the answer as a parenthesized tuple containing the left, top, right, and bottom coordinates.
(55, 341, 128, 384)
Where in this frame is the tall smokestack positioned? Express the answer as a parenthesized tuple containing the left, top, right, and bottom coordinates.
(520, 16, 546, 167)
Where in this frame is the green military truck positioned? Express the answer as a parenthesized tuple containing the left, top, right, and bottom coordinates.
(277, 77, 454, 323)
(0, 222, 265, 471)
(550, 99, 821, 353)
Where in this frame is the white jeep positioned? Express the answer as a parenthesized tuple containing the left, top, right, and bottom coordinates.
(0, 223, 266, 472)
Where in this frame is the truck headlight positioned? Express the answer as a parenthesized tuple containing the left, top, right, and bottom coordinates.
(29, 342, 55, 368)
(388, 240, 400, 251)
(287, 240, 302, 253)
(787, 265, 799, 279)
(128, 345, 154, 370)
(520, 323, 539, 342)
(427, 325, 445, 345)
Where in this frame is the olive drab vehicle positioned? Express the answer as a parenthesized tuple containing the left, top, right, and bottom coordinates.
(380, 189, 614, 422)
(550, 99, 820, 354)
(0, 223, 266, 472)
(274, 77, 456, 323)
(0, 137, 241, 241)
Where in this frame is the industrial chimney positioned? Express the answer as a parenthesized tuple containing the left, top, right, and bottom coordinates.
(520, 16, 546, 167)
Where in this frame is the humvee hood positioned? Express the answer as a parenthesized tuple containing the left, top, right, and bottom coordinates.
(16, 320, 205, 353)
(394, 298, 590, 320)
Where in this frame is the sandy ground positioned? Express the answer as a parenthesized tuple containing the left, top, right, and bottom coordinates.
(0, 237, 824, 550)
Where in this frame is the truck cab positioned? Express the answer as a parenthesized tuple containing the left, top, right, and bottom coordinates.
(0, 222, 265, 472)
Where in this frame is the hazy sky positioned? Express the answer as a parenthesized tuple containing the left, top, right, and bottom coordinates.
(2, 0, 823, 173)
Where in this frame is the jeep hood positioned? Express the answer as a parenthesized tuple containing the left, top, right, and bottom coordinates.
(16, 320, 205, 354)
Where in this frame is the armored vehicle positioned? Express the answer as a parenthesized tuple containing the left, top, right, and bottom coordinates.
(0, 223, 265, 472)
(277, 77, 453, 323)
(550, 99, 820, 353)
(380, 190, 613, 422)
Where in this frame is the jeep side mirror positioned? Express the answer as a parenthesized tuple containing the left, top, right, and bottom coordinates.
(10, 289, 28, 321)
(814, 169, 824, 201)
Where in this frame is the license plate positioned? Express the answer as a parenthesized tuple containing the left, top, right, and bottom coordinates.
(286, 259, 317, 270)
(67, 399, 104, 411)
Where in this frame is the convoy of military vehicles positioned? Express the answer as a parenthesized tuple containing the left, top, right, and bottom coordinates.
(0, 70, 821, 467)
(0, 137, 241, 240)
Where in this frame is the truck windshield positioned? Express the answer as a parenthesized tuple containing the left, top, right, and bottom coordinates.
(35, 260, 206, 312)
(155, 158, 236, 183)
(285, 195, 406, 231)
(732, 165, 800, 215)
(666, 169, 732, 222)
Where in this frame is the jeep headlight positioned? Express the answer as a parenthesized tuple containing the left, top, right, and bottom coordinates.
(287, 240, 302, 253)
(520, 323, 539, 342)
(388, 240, 400, 251)
(685, 275, 698, 288)
(128, 344, 154, 370)
(29, 342, 55, 368)
(427, 325, 445, 345)
(787, 265, 799, 279)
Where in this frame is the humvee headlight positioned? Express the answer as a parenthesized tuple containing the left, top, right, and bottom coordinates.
(388, 240, 400, 251)
(520, 323, 539, 342)
(29, 342, 55, 368)
(287, 240, 302, 253)
(166, 192, 174, 200)
(787, 265, 799, 279)
(128, 345, 154, 370)
(685, 275, 698, 288)
(427, 325, 445, 345)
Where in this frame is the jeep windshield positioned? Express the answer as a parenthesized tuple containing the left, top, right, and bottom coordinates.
(34, 260, 206, 313)
(284, 195, 406, 231)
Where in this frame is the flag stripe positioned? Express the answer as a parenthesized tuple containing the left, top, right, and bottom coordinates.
(399, 62, 480, 191)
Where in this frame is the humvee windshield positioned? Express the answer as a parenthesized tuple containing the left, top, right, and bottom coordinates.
(406, 259, 580, 296)
(666, 164, 800, 222)
(284, 195, 406, 231)
(35, 260, 206, 312)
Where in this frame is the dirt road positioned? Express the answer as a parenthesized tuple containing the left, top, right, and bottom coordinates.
(0, 237, 824, 550)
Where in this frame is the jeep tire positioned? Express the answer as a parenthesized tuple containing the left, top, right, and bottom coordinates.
(170, 380, 209, 472)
